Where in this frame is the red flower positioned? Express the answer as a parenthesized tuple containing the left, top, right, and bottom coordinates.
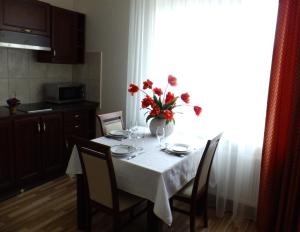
(165, 92, 175, 104)
(163, 110, 174, 121)
(143, 79, 153, 89)
(194, 106, 202, 116)
(150, 106, 161, 116)
(128, 84, 139, 95)
(168, 75, 177, 86)
(181, 93, 190, 104)
(141, 95, 154, 108)
(153, 87, 163, 96)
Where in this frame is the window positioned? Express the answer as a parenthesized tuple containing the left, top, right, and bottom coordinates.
(127, 0, 278, 219)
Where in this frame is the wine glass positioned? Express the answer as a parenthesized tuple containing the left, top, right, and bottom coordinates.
(156, 127, 166, 149)
(129, 121, 138, 139)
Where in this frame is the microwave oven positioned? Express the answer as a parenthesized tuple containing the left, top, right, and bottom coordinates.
(44, 83, 86, 104)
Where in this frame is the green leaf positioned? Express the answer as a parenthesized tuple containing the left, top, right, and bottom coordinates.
(153, 95, 159, 104)
(153, 95, 163, 109)
(146, 115, 154, 123)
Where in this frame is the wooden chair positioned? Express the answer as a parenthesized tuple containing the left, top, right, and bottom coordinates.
(72, 136, 147, 232)
(96, 111, 124, 136)
(171, 133, 222, 232)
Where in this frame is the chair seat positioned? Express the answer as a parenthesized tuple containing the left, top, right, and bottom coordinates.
(175, 179, 194, 199)
(118, 190, 144, 212)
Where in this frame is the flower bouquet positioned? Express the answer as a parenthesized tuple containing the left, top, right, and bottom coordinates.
(128, 75, 202, 135)
(7, 97, 21, 114)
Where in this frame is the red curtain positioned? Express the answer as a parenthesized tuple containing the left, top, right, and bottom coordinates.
(257, 0, 300, 231)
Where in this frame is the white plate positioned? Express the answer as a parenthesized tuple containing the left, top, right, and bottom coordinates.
(167, 143, 190, 154)
(111, 145, 136, 156)
(108, 130, 128, 137)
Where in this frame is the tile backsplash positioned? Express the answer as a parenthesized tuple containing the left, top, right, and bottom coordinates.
(0, 47, 72, 105)
(73, 52, 101, 104)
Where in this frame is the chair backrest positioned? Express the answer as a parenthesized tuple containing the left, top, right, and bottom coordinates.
(72, 136, 119, 210)
(192, 133, 222, 199)
(96, 111, 124, 136)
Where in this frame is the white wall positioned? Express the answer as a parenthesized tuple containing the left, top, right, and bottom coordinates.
(74, 0, 130, 114)
(39, 0, 74, 10)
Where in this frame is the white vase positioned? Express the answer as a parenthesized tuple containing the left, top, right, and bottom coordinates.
(149, 118, 174, 137)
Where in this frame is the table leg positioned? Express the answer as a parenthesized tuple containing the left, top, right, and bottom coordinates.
(77, 175, 86, 230)
(147, 201, 165, 232)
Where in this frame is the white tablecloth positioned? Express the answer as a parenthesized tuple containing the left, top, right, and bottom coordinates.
(66, 134, 206, 225)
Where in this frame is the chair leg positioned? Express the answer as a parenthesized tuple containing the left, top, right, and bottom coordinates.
(84, 211, 92, 232)
(203, 204, 208, 228)
(203, 197, 208, 228)
(85, 206, 92, 232)
(190, 214, 196, 232)
(113, 215, 121, 232)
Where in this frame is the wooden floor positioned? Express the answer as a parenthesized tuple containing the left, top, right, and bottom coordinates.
(0, 176, 257, 232)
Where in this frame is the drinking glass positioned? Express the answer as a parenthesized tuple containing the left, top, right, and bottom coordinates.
(129, 121, 138, 139)
(156, 127, 166, 149)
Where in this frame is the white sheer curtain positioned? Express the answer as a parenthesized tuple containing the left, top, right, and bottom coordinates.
(127, 0, 278, 220)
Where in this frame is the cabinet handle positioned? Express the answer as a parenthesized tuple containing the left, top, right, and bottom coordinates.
(37, 122, 41, 133)
(74, 125, 80, 128)
(43, 122, 46, 132)
(23, 28, 32, 33)
(53, 49, 56, 57)
(74, 114, 80, 118)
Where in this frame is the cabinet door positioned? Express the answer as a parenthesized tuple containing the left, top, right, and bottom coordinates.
(37, 6, 85, 64)
(41, 113, 64, 178)
(14, 116, 42, 188)
(51, 7, 76, 63)
(0, 119, 15, 194)
(0, 0, 50, 36)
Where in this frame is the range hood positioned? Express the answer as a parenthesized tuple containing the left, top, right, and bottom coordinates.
(0, 30, 51, 51)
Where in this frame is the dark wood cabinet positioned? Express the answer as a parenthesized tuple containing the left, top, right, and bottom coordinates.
(14, 116, 42, 187)
(0, 0, 50, 36)
(41, 114, 63, 178)
(64, 110, 89, 138)
(0, 102, 97, 200)
(14, 113, 64, 188)
(0, 119, 15, 196)
(37, 6, 85, 64)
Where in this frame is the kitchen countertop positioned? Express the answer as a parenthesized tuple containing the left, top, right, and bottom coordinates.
(0, 101, 99, 119)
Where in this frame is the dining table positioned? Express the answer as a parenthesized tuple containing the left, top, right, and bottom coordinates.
(66, 131, 206, 231)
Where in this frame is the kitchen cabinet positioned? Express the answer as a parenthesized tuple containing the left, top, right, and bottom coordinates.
(0, 119, 15, 197)
(64, 110, 89, 139)
(0, 0, 50, 36)
(41, 114, 64, 179)
(63, 109, 94, 165)
(0, 102, 97, 200)
(14, 113, 63, 188)
(37, 6, 85, 64)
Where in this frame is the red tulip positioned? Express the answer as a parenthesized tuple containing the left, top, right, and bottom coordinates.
(153, 87, 163, 96)
(168, 75, 177, 86)
(128, 84, 139, 95)
(143, 79, 153, 89)
(194, 106, 202, 116)
(150, 106, 161, 116)
(141, 95, 154, 108)
(165, 92, 175, 104)
(163, 110, 174, 121)
(181, 93, 190, 104)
